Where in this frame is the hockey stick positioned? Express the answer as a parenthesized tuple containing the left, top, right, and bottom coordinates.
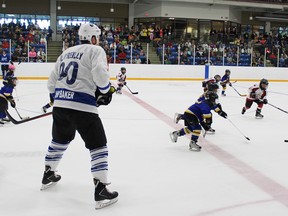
(230, 85, 247, 97)
(227, 118, 250, 141)
(5, 110, 52, 125)
(267, 103, 288, 114)
(14, 107, 29, 120)
(125, 84, 138, 94)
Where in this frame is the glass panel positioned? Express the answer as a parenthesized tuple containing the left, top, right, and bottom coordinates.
(174, 18, 187, 40)
(199, 20, 211, 43)
(187, 20, 198, 39)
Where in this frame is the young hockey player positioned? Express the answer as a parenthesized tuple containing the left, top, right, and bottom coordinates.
(202, 77, 217, 92)
(116, 67, 127, 94)
(220, 69, 231, 96)
(0, 76, 17, 125)
(41, 23, 118, 209)
(175, 82, 221, 134)
(241, 78, 268, 118)
(3, 63, 16, 86)
(170, 91, 227, 151)
(5, 64, 16, 79)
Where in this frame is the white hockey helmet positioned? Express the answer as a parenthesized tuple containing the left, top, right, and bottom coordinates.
(78, 23, 101, 43)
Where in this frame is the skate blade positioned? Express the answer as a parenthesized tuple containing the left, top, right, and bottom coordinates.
(189, 144, 202, 152)
(174, 113, 180, 124)
(95, 197, 118, 209)
(189, 147, 201, 152)
(40, 182, 58, 191)
(255, 116, 263, 119)
(169, 133, 177, 143)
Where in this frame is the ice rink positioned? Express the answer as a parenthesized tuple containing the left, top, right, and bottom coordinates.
(1, 79, 288, 216)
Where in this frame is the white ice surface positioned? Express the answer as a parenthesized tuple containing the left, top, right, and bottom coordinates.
(1, 80, 288, 216)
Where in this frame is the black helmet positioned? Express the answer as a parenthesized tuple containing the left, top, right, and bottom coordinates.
(6, 76, 17, 87)
(260, 78, 269, 90)
(214, 74, 221, 82)
(120, 67, 126, 73)
(207, 83, 219, 91)
(225, 69, 231, 74)
(206, 91, 218, 105)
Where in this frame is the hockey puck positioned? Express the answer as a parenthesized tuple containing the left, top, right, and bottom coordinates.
(284, 140, 288, 142)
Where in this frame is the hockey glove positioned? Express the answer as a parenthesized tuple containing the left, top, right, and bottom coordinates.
(228, 82, 232, 87)
(263, 99, 268, 104)
(10, 99, 16, 108)
(95, 86, 116, 107)
(124, 81, 127, 85)
(200, 121, 211, 131)
(5, 95, 16, 108)
(218, 110, 227, 118)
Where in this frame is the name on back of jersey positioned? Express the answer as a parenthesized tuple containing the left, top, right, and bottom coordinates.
(55, 89, 75, 99)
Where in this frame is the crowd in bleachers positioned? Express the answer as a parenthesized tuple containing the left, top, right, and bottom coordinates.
(154, 29, 288, 67)
(1, 20, 288, 67)
(60, 23, 288, 67)
(0, 21, 52, 63)
(61, 24, 151, 64)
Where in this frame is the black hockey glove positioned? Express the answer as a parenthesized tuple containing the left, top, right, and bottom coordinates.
(228, 82, 232, 87)
(263, 99, 268, 104)
(200, 121, 211, 131)
(5, 95, 16, 108)
(124, 81, 127, 85)
(95, 86, 116, 107)
(10, 99, 16, 108)
(218, 110, 227, 118)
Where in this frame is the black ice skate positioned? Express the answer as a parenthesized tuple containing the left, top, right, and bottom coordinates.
(174, 113, 182, 124)
(255, 109, 264, 119)
(40, 166, 61, 191)
(1, 117, 10, 122)
(241, 107, 246, 115)
(207, 127, 215, 133)
(169, 131, 179, 143)
(189, 140, 201, 152)
(94, 179, 118, 209)
(42, 106, 47, 113)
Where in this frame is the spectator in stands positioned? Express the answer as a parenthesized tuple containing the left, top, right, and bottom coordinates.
(268, 52, 277, 66)
(0, 50, 10, 77)
(133, 54, 142, 64)
(12, 46, 21, 62)
(106, 54, 113, 64)
(26, 30, 35, 43)
(118, 50, 127, 61)
(2, 39, 9, 50)
(28, 47, 37, 62)
(47, 26, 54, 41)
(37, 47, 46, 62)
(40, 34, 47, 44)
(62, 38, 69, 52)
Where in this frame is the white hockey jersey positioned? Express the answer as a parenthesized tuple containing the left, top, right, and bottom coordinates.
(247, 83, 267, 100)
(116, 72, 126, 85)
(47, 44, 110, 114)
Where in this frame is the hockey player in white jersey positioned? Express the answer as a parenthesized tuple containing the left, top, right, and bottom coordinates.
(41, 23, 118, 209)
(241, 78, 268, 118)
(116, 67, 127, 94)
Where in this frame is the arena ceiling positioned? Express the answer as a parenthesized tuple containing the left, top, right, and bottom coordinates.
(64, 0, 288, 17)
